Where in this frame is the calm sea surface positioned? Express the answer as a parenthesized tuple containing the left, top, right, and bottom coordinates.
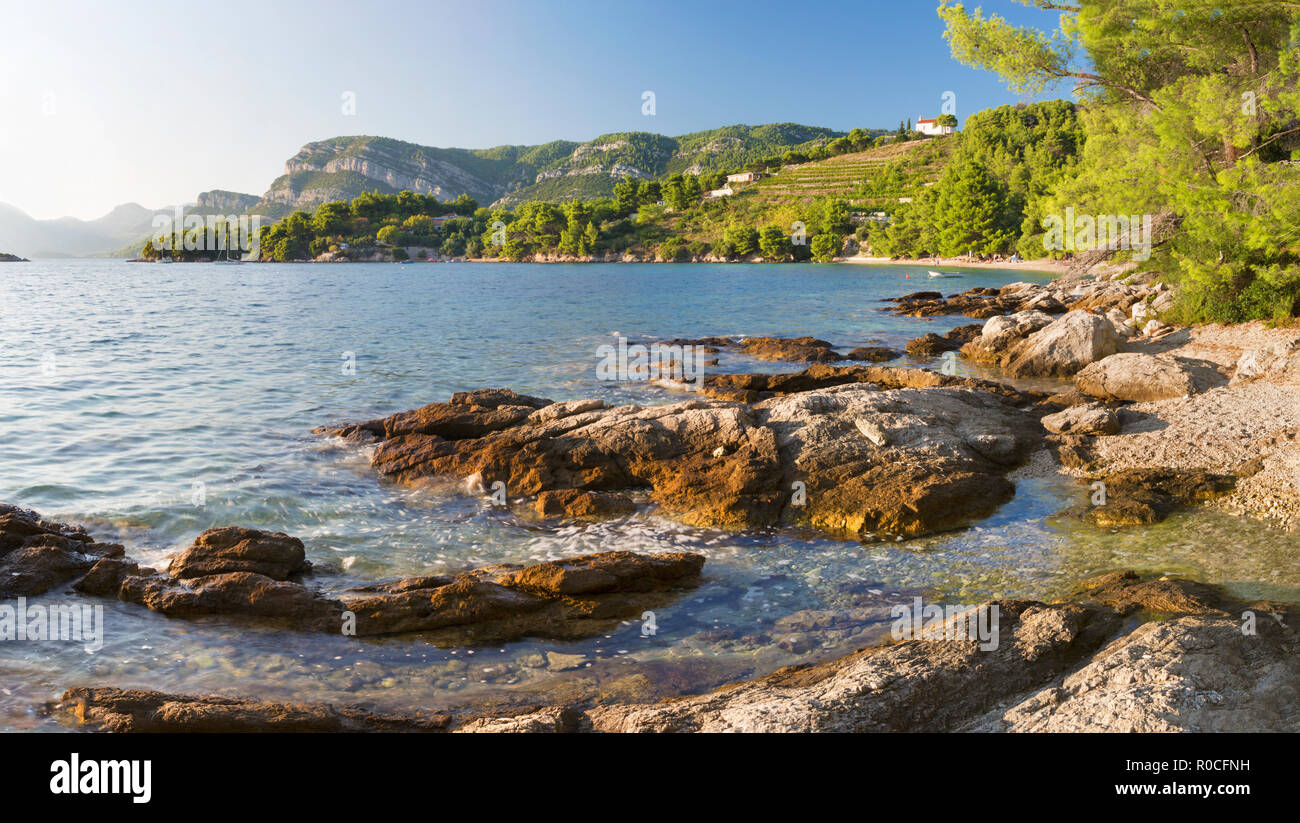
(2, 260, 1297, 729)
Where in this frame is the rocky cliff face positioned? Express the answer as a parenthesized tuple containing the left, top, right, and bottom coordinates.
(253, 124, 848, 213)
(194, 189, 260, 213)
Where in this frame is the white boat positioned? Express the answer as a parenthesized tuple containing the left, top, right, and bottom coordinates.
(927, 270, 944, 277)
(214, 247, 241, 264)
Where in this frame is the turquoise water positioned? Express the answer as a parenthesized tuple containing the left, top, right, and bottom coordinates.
(2, 260, 1297, 731)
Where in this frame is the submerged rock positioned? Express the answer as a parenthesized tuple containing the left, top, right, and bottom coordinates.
(54, 572, 1296, 733)
(54, 687, 450, 732)
(76, 527, 703, 643)
(1079, 468, 1237, 527)
(453, 573, 1299, 733)
(584, 600, 1118, 732)
(845, 345, 903, 362)
(337, 550, 704, 641)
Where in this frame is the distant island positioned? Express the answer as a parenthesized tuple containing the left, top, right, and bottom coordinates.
(0, 252, 28, 262)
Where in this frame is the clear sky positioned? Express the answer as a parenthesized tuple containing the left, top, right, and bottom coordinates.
(0, 0, 1067, 220)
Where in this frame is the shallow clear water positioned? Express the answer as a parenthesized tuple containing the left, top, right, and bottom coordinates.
(2, 260, 1297, 731)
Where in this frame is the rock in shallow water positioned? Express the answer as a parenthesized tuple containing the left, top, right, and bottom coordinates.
(53, 687, 449, 732)
(0, 504, 124, 597)
(317, 376, 1043, 540)
(533, 488, 636, 519)
(1078, 467, 1237, 527)
(168, 526, 308, 580)
(74, 525, 704, 642)
(51, 572, 1298, 733)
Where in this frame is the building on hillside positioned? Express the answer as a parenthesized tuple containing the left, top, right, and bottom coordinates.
(916, 117, 955, 136)
(429, 214, 460, 227)
(706, 186, 734, 199)
(726, 171, 761, 184)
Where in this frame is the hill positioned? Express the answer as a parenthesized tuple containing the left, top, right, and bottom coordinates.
(0, 201, 157, 258)
(744, 138, 952, 208)
(254, 124, 862, 214)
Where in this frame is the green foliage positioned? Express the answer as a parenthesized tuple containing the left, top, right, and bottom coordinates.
(758, 225, 792, 260)
(723, 225, 759, 258)
(258, 189, 481, 261)
(930, 161, 1019, 256)
(940, 0, 1300, 322)
(810, 234, 841, 262)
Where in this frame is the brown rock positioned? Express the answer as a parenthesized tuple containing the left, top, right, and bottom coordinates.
(498, 551, 704, 596)
(905, 324, 981, 357)
(846, 346, 903, 362)
(339, 550, 705, 640)
(55, 687, 449, 733)
(1081, 468, 1236, 527)
(119, 569, 344, 631)
(737, 336, 843, 363)
(0, 505, 124, 596)
(168, 527, 308, 580)
(1071, 570, 1230, 616)
(319, 376, 1043, 540)
(533, 489, 636, 519)
(314, 387, 553, 442)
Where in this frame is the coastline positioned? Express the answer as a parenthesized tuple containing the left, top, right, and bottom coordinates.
(121, 254, 1070, 272)
(10, 261, 1300, 733)
(842, 254, 1069, 275)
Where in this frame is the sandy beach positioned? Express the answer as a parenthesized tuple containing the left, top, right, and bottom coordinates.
(843, 255, 1069, 275)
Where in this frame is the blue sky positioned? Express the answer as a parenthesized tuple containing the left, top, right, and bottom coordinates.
(0, 0, 1069, 219)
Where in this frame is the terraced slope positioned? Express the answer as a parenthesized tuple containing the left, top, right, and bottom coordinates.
(746, 138, 953, 208)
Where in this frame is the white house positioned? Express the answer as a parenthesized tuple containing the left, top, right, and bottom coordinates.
(706, 186, 735, 199)
(916, 117, 955, 136)
(726, 171, 761, 184)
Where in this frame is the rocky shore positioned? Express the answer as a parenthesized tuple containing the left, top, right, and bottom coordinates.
(50, 572, 1299, 732)
(2, 505, 704, 644)
(20, 262, 1300, 733)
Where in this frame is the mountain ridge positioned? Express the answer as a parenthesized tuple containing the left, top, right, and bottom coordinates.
(2, 122, 882, 257)
(252, 123, 858, 214)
